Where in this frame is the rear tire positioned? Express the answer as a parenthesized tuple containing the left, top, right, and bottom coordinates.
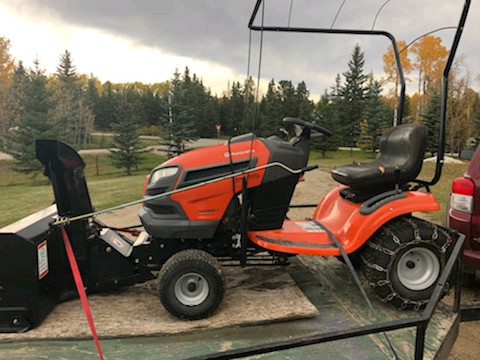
(361, 217, 452, 310)
(158, 249, 225, 320)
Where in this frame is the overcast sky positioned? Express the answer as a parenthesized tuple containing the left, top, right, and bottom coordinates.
(1, 0, 478, 99)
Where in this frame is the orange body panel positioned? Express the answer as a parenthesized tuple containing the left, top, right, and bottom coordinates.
(249, 220, 334, 255)
(168, 139, 270, 221)
(248, 186, 440, 256)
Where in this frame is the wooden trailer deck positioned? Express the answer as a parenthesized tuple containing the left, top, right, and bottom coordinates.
(0, 255, 459, 359)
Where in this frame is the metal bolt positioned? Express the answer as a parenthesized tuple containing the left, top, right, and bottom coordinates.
(106, 247, 112, 253)
(148, 256, 153, 260)
(12, 318, 19, 325)
(135, 258, 140, 264)
(114, 280, 118, 284)
(160, 244, 164, 249)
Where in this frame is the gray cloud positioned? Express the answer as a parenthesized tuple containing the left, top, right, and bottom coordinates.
(6, 0, 479, 95)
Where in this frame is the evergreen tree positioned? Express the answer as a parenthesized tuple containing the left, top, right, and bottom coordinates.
(402, 94, 412, 123)
(338, 44, 368, 148)
(2, 60, 56, 174)
(181, 68, 217, 137)
(160, 69, 197, 157)
(4, 62, 27, 133)
(141, 86, 162, 127)
(277, 80, 297, 117)
(53, 50, 93, 146)
(296, 81, 315, 121)
(258, 79, 315, 137)
(362, 75, 391, 151)
(220, 81, 244, 135)
(109, 95, 144, 175)
(96, 81, 118, 130)
(84, 74, 99, 115)
(259, 79, 282, 136)
(421, 89, 441, 154)
(313, 91, 341, 157)
(242, 77, 256, 134)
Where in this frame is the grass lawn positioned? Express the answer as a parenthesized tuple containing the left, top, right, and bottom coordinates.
(0, 153, 166, 228)
(0, 149, 467, 228)
(82, 134, 160, 149)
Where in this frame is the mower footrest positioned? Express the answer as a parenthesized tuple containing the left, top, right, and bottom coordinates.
(248, 220, 341, 256)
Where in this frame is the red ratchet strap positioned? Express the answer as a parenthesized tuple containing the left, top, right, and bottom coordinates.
(108, 227, 141, 237)
(60, 226, 104, 360)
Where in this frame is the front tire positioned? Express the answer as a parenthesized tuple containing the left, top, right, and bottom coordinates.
(158, 249, 225, 320)
(361, 217, 452, 310)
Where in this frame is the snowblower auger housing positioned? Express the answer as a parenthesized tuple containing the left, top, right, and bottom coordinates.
(0, 140, 156, 332)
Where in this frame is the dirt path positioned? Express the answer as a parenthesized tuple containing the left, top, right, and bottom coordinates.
(99, 168, 480, 358)
(0, 138, 224, 161)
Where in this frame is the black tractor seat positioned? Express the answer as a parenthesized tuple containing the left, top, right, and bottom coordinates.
(331, 123, 427, 190)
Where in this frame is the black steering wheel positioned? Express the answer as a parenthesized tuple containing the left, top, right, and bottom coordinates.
(282, 117, 332, 138)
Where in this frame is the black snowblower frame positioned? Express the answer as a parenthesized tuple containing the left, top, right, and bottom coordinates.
(0, 140, 156, 332)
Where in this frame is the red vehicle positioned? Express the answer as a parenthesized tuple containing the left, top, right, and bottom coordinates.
(448, 147, 480, 271)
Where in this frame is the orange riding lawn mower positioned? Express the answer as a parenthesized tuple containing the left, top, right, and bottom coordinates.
(0, 0, 471, 337)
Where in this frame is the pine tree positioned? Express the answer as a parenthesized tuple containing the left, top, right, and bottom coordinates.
(313, 91, 341, 157)
(84, 74, 99, 114)
(109, 95, 144, 175)
(230, 81, 246, 134)
(259, 79, 282, 136)
(160, 69, 197, 157)
(296, 81, 315, 121)
(362, 75, 391, 151)
(141, 86, 163, 128)
(181, 68, 217, 137)
(339, 44, 368, 149)
(56, 50, 79, 86)
(3, 60, 56, 174)
(96, 81, 118, 130)
(53, 50, 93, 146)
(421, 89, 441, 154)
(4, 62, 27, 132)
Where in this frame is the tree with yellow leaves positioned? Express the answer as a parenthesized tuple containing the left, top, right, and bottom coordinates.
(0, 37, 15, 134)
(411, 35, 448, 95)
(383, 40, 413, 99)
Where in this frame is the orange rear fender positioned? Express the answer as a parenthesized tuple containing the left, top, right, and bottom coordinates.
(313, 187, 440, 254)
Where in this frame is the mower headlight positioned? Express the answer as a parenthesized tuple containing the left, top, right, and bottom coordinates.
(150, 167, 179, 184)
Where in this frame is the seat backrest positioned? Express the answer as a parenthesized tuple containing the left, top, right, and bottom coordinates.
(377, 123, 427, 180)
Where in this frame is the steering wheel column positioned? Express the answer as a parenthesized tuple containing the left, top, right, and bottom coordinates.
(282, 117, 332, 140)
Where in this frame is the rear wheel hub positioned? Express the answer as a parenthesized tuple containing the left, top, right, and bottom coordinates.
(397, 247, 440, 291)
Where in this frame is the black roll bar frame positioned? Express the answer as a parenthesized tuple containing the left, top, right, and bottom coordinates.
(247, 0, 471, 187)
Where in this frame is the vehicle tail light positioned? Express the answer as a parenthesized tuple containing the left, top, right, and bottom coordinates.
(451, 176, 474, 213)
